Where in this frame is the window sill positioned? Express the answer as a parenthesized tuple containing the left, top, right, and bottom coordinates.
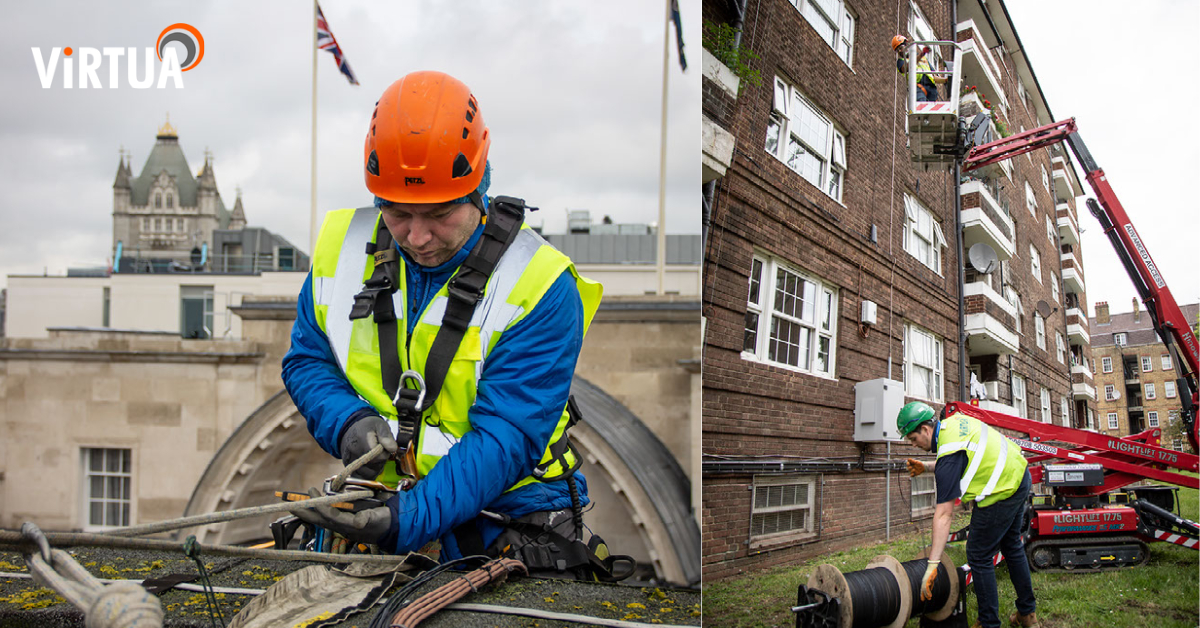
(748, 529, 818, 553)
(740, 351, 837, 381)
(763, 151, 845, 207)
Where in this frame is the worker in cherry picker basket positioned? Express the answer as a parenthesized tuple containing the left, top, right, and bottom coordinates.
(898, 401, 1039, 628)
(892, 35, 945, 102)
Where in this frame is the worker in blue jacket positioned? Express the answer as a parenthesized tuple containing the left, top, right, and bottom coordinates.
(283, 71, 608, 577)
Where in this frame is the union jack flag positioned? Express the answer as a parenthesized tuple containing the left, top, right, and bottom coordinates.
(317, 4, 359, 85)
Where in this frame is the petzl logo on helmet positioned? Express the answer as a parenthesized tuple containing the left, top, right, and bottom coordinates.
(156, 23, 204, 72)
(31, 23, 203, 89)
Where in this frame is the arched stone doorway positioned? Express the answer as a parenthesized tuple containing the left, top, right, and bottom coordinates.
(183, 376, 699, 586)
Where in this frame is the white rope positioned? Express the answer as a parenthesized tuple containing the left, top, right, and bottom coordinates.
(107, 490, 372, 537)
(21, 524, 163, 628)
(0, 572, 267, 597)
(447, 602, 698, 628)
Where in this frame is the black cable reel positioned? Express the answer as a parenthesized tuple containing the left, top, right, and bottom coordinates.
(794, 552, 967, 628)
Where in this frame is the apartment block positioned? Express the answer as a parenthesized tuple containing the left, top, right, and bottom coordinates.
(1090, 300, 1199, 452)
(701, 0, 1092, 578)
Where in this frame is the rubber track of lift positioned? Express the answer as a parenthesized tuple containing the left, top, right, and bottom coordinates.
(1026, 535, 1149, 573)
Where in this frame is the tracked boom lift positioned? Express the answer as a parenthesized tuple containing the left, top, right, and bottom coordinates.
(960, 118, 1199, 453)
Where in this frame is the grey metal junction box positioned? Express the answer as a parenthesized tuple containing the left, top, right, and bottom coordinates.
(854, 378, 905, 442)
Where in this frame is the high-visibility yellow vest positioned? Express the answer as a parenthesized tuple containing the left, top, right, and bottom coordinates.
(310, 207, 602, 489)
(936, 413, 1028, 507)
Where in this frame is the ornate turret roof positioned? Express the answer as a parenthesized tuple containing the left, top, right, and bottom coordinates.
(113, 152, 131, 189)
(229, 189, 247, 230)
(131, 116, 198, 207)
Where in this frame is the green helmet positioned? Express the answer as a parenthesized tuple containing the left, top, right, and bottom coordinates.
(897, 401, 935, 436)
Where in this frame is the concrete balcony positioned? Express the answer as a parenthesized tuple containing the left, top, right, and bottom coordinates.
(1052, 156, 1081, 203)
(1072, 381, 1097, 401)
(1062, 262, 1085, 295)
(964, 281, 1019, 357)
(1060, 247, 1079, 269)
(960, 180, 1016, 261)
(703, 117, 735, 183)
(1066, 308, 1089, 345)
(956, 20, 1008, 113)
(1071, 362, 1094, 381)
(1057, 211, 1080, 247)
(702, 49, 739, 183)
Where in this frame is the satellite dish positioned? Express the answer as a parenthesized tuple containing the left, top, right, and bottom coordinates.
(967, 243, 999, 274)
(969, 113, 994, 148)
(1036, 300, 1053, 319)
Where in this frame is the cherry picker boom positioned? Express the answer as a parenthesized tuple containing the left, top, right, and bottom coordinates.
(961, 118, 1199, 454)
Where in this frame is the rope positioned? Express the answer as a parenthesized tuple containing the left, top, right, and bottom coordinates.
(183, 536, 225, 628)
(331, 443, 386, 492)
(19, 523, 164, 628)
(106, 490, 372, 538)
(0, 529, 411, 566)
(387, 558, 526, 628)
(446, 603, 699, 628)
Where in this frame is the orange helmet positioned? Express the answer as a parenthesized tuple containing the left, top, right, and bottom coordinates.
(365, 71, 491, 206)
(890, 35, 908, 52)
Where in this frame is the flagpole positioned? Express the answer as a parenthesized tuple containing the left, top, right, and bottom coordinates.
(309, 0, 319, 258)
(657, 0, 670, 296)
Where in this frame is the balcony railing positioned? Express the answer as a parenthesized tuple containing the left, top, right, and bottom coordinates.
(960, 179, 1016, 260)
(956, 20, 1008, 113)
(964, 281, 1019, 356)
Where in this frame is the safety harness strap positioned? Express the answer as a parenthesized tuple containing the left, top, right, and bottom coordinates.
(417, 197, 525, 417)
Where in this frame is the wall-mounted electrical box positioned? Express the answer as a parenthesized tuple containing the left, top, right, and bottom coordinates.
(861, 300, 878, 326)
(854, 378, 905, 442)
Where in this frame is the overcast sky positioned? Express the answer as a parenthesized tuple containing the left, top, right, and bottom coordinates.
(1, 0, 700, 287)
(1005, 0, 1200, 316)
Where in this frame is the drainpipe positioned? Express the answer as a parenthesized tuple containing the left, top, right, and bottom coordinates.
(953, 0, 968, 403)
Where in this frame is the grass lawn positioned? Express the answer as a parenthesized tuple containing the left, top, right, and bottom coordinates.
(704, 478, 1198, 628)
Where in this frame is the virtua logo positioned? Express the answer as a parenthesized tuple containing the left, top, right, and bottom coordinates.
(31, 23, 204, 89)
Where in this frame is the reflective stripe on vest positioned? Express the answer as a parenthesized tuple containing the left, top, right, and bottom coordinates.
(311, 207, 602, 490)
(936, 413, 1027, 507)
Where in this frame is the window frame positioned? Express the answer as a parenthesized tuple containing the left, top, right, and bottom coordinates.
(910, 473, 936, 517)
(904, 322, 945, 403)
(1039, 387, 1051, 423)
(1045, 214, 1055, 242)
(903, 195, 947, 275)
(1051, 271, 1059, 303)
(1107, 412, 1119, 430)
(1012, 374, 1027, 419)
(742, 254, 839, 378)
(1055, 332, 1065, 364)
(1141, 356, 1153, 372)
(766, 77, 848, 203)
(1104, 384, 1116, 401)
(1165, 380, 1177, 399)
(1025, 181, 1037, 216)
(1114, 332, 1127, 346)
(1035, 313, 1046, 350)
(81, 447, 133, 531)
(749, 474, 818, 548)
(1030, 244, 1041, 284)
(791, 0, 857, 68)
(1060, 396, 1070, 427)
(1162, 354, 1173, 371)
(1148, 411, 1159, 428)
(1102, 356, 1113, 373)
(1144, 382, 1156, 400)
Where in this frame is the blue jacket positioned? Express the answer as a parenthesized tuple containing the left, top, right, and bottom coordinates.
(282, 221, 588, 557)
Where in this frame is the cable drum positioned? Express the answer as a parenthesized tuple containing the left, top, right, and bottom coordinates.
(903, 551, 959, 621)
(842, 568, 900, 627)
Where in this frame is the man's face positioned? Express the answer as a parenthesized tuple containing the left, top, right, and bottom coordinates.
(905, 424, 933, 452)
(379, 201, 480, 267)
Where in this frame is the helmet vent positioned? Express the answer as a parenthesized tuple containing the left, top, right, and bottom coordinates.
(462, 127, 469, 140)
(451, 153, 473, 179)
(465, 109, 475, 123)
(367, 150, 380, 176)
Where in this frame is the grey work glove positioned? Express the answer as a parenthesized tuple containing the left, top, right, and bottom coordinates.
(339, 415, 399, 479)
(288, 488, 393, 546)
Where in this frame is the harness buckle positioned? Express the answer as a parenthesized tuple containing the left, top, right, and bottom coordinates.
(392, 370, 427, 414)
(349, 279, 394, 321)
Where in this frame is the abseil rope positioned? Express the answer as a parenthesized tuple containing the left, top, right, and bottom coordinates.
(111, 443, 384, 537)
(19, 523, 164, 628)
(107, 490, 372, 537)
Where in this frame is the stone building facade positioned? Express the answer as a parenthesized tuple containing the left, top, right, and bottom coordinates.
(701, 0, 1093, 579)
(1090, 300, 1199, 452)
